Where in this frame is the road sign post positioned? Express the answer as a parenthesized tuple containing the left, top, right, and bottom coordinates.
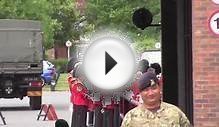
(65, 40, 72, 60)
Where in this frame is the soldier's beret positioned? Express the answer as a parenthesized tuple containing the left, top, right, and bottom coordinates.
(138, 72, 159, 92)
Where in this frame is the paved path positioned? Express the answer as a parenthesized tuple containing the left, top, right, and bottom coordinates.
(0, 91, 72, 127)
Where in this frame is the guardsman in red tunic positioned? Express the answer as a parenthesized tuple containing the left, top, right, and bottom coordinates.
(67, 64, 89, 127)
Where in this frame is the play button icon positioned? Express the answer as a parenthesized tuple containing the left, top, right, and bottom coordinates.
(83, 35, 136, 90)
(105, 52, 117, 75)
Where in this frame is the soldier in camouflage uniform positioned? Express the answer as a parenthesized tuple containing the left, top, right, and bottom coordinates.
(121, 72, 190, 127)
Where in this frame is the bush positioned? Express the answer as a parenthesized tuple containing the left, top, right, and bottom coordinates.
(50, 59, 68, 73)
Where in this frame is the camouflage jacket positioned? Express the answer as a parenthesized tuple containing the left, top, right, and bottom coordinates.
(121, 102, 190, 127)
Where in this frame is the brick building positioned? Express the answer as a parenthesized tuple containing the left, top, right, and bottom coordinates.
(162, 0, 219, 126)
(193, 1, 219, 126)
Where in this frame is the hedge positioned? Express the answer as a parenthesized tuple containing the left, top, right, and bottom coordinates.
(50, 59, 68, 73)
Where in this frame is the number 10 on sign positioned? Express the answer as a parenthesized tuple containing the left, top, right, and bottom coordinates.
(209, 10, 219, 36)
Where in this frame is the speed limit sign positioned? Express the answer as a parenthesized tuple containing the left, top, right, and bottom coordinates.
(209, 10, 219, 36)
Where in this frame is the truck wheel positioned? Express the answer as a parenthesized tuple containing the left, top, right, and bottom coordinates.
(29, 96, 42, 110)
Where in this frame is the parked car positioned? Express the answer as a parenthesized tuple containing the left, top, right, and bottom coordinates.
(41, 60, 59, 91)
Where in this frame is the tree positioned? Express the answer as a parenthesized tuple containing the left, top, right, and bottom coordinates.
(0, 0, 79, 49)
(0, 0, 59, 49)
(51, 0, 80, 45)
(83, 0, 161, 52)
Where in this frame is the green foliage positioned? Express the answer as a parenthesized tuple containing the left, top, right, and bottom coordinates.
(83, 0, 161, 52)
(50, 59, 68, 73)
(0, 0, 56, 49)
(133, 37, 155, 52)
(0, 0, 78, 49)
(55, 73, 69, 91)
(43, 73, 69, 91)
(51, 0, 79, 44)
(0, 0, 161, 52)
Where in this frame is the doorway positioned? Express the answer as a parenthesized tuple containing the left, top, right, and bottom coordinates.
(161, 0, 193, 123)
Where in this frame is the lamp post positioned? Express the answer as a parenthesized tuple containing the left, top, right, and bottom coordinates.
(65, 40, 72, 60)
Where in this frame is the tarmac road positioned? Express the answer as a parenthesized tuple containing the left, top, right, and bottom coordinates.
(0, 91, 72, 127)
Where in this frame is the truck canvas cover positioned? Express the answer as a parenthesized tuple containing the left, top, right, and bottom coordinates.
(0, 19, 43, 74)
(0, 19, 43, 63)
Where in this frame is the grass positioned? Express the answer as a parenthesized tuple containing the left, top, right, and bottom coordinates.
(43, 73, 69, 91)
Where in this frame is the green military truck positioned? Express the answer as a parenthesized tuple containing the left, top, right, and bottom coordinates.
(0, 19, 43, 110)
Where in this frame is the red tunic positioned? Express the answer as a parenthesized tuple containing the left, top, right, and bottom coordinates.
(67, 74, 89, 106)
